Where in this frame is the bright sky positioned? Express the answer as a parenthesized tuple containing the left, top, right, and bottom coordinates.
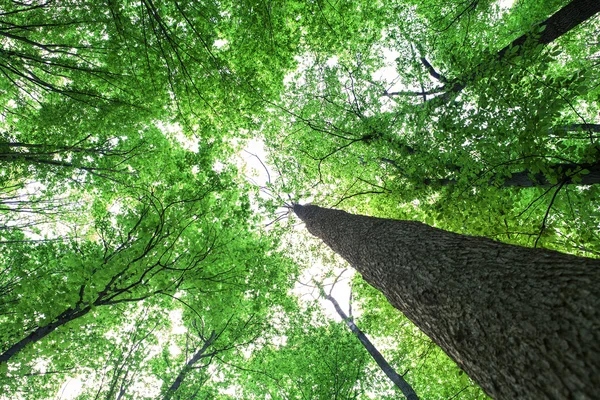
(498, 0, 515, 10)
(241, 139, 356, 323)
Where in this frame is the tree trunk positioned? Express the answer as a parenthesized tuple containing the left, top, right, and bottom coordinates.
(325, 294, 419, 400)
(498, 0, 600, 57)
(434, 0, 600, 99)
(383, 159, 600, 188)
(0, 306, 91, 364)
(552, 123, 600, 133)
(294, 204, 600, 399)
(164, 331, 216, 398)
(499, 162, 600, 187)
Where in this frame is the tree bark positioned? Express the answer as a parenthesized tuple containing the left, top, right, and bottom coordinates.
(499, 162, 600, 187)
(497, 0, 600, 58)
(294, 204, 600, 399)
(326, 294, 419, 400)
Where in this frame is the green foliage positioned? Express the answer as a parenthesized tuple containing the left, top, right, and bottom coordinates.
(264, 0, 600, 253)
(1, 0, 598, 398)
(233, 306, 372, 399)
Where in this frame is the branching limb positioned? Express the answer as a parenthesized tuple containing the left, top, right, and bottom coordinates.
(419, 57, 448, 83)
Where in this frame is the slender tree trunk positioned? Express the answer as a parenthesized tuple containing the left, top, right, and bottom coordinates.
(294, 204, 600, 399)
(443, 162, 600, 188)
(326, 294, 419, 400)
(383, 159, 600, 188)
(498, 0, 600, 57)
(430, 0, 600, 100)
(498, 162, 600, 187)
(164, 331, 216, 398)
(0, 306, 91, 364)
(553, 123, 600, 133)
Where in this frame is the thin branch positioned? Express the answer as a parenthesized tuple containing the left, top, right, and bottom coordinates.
(534, 180, 567, 247)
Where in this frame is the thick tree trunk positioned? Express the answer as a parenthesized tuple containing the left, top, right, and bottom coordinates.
(294, 204, 600, 399)
(326, 294, 419, 400)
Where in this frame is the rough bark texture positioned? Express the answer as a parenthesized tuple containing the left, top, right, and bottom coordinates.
(294, 204, 600, 400)
(326, 294, 419, 400)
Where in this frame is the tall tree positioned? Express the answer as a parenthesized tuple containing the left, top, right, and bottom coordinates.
(293, 204, 600, 399)
(264, 0, 600, 252)
(325, 292, 419, 400)
(1, 0, 598, 397)
(401, 0, 600, 101)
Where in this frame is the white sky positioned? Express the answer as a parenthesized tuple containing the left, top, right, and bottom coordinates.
(498, 0, 515, 10)
(240, 140, 355, 320)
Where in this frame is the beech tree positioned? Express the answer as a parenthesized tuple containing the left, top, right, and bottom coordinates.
(412, 0, 600, 102)
(293, 203, 600, 399)
(264, 0, 600, 255)
(325, 292, 419, 400)
(232, 305, 374, 399)
(2, 0, 599, 398)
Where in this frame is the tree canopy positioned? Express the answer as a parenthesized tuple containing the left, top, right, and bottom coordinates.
(1, 0, 598, 398)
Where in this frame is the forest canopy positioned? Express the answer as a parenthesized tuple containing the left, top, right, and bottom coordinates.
(0, 0, 598, 399)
